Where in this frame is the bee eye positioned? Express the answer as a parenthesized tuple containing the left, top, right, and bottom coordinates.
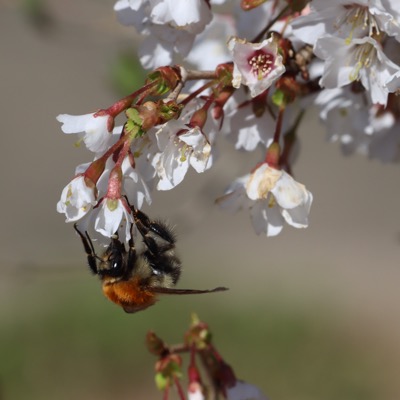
(110, 254, 122, 269)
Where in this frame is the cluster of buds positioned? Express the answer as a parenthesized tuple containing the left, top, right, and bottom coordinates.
(146, 315, 268, 400)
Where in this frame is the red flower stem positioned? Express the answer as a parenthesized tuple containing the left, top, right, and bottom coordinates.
(179, 80, 216, 107)
(84, 131, 126, 183)
(169, 344, 190, 354)
(114, 136, 132, 168)
(95, 126, 127, 163)
(174, 376, 187, 400)
(163, 384, 170, 400)
(107, 80, 160, 117)
(203, 95, 215, 112)
(104, 136, 133, 199)
(279, 109, 304, 171)
(273, 106, 284, 144)
(208, 344, 224, 363)
(190, 345, 196, 366)
(263, 107, 285, 167)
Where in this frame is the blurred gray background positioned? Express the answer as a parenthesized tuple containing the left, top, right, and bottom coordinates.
(1, 1, 400, 399)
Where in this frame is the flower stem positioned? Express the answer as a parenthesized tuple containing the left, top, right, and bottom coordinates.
(107, 80, 160, 116)
(179, 80, 216, 107)
(185, 69, 218, 80)
(273, 106, 285, 144)
(163, 384, 170, 400)
(174, 376, 187, 400)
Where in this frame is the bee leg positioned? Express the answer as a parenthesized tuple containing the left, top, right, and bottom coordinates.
(131, 206, 175, 245)
(73, 224, 98, 274)
(126, 223, 137, 274)
(131, 207, 181, 284)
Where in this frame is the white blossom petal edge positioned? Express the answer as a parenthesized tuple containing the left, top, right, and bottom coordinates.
(57, 113, 113, 153)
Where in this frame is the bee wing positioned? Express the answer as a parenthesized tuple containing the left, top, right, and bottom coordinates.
(150, 286, 228, 295)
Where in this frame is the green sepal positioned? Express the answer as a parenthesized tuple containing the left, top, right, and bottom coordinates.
(159, 102, 183, 122)
(125, 108, 145, 138)
(125, 120, 142, 138)
(126, 107, 143, 125)
(154, 361, 182, 391)
(147, 71, 171, 95)
(271, 89, 286, 107)
(155, 372, 169, 391)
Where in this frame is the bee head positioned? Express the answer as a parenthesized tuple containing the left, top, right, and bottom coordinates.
(98, 235, 126, 278)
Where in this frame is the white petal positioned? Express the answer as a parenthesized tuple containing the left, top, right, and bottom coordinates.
(57, 176, 97, 222)
(94, 199, 133, 240)
(246, 164, 282, 201)
(57, 113, 111, 153)
(250, 201, 284, 237)
(271, 171, 310, 209)
(280, 192, 313, 228)
(216, 175, 251, 212)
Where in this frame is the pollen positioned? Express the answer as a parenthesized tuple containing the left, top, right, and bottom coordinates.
(248, 50, 274, 80)
(337, 5, 380, 44)
(349, 41, 376, 82)
(268, 193, 276, 208)
(66, 185, 73, 199)
(179, 144, 188, 162)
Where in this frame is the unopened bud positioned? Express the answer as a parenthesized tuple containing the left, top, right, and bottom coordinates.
(146, 331, 168, 356)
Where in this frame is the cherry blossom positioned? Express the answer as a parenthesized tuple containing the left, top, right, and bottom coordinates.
(217, 163, 313, 237)
(315, 87, 372, 155)
(314, 35, 400, 106)
(114, 0, 212, 69)
(228, 35, 285, 98)
(153, 121, 212, 190)
(57, 112, 114, 153)
(57, 175, 97, 222)
(291, 0, 400, 45)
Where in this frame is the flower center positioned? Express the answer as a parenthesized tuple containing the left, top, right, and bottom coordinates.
(337, 5, 380, 44)
(349, 41, 376, 81)
(248, 50, 275, 80)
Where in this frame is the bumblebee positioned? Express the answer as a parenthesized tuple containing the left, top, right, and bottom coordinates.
(74, 207, 227, 313)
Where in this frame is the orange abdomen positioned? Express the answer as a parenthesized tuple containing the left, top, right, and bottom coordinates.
(102, 278, 156, 312)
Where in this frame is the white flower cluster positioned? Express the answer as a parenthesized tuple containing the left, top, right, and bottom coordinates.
(57, 101, 217, 243)
(291, 0, 400, 161)
(57, 0, 400, 243)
